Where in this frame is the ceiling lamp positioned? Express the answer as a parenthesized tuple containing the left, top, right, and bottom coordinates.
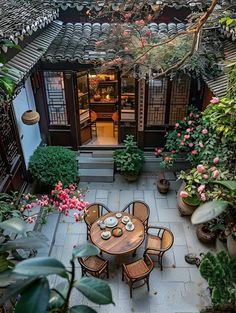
(21, 86, 40, 125)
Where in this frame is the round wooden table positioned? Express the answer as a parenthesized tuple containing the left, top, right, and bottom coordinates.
(90, 212, 145, 256)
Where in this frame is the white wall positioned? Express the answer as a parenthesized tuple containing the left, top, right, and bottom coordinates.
(13, 78, 41, 168)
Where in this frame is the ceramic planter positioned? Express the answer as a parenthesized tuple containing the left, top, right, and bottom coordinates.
(177, 182, 199, 216)
(122, 172, 139, 182)
(196, 224, 216, 244)
(156, 178, 170, 194)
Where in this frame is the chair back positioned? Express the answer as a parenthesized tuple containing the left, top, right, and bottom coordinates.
(123, 201, 150, 224)
(84, 203, 111, 226)
(161, 229, 174, 251)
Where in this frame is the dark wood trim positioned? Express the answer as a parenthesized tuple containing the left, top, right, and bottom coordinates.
(64, 71, 79, 149)
(165, 77, 172, 126)
(117, 71, 121, 144)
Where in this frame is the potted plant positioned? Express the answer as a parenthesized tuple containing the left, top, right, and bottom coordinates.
(113, 135, 144, 182)
(199, 250, 236, 313)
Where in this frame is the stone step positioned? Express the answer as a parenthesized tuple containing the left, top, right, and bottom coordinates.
(79, 157, 114, 169)
(79, 168, 114, 182)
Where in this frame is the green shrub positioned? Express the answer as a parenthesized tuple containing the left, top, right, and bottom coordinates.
(113, 135, 144, 176)
(29, 146, 78, 189)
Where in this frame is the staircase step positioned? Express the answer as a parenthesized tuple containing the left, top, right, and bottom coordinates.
(79, 168, 114, 182)
(79, 157, 114, 169)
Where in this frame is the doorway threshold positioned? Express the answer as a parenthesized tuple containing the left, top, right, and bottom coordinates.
(79, 144, 124, 151)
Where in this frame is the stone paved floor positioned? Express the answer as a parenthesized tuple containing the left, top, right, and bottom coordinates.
(46, 173, 217, 313)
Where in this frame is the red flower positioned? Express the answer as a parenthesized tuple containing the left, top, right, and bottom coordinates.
(191, 150, 197, 155)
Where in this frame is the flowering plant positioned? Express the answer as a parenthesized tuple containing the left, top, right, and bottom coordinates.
(178, 160, 233, 203)
(3, 182, 89, 225)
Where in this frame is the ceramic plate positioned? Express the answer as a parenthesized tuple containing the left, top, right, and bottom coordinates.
(104, 217, 118, 228)
(125, 224, 135, 231)
(101, 231, 111, 239)
(115, 213, 122, 218)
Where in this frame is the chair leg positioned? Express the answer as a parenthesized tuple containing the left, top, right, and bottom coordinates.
(129, 283, 133, 298)
(160, 255, 163, 271)
(122, 266, 124, 281)
(146, 277, 150, 292)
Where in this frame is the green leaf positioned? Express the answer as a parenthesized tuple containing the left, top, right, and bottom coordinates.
(48, 282, 69, 309)
(13, 257, 67, 277)
(0, 237, 48, 252)
(191, 201, 229, 224)
(0, 217, 27, 234)
(15, 277, 50, 313)
(212, 180, 236, 191)
(0, 278, 37, 304)
(70, 305, 97, 313)
(0, 76, 15, 95)
(72, 243, 99, 258)
(74, 277, 114, 305)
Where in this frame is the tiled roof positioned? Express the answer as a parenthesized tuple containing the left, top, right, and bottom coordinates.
(205, 41, 236, 97)
(46, 0, 230, 11)
(1, 21, 62, 85)
(0, 0, 58, 43)
(43, 22, 186, 63)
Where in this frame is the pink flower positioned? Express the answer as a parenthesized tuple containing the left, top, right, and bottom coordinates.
(180, 141, 185, 146)
(175, 123, 179, 128)
(135, 19, 145, 26)
(164, 155, 170, 161)
(183, 117, 187, 121)
(212, 170, 219, 178)
(196, 114, 200, 118)
(145, 31, 152, 37)
(202, 129, 208, 135)
(210, 97, 220, 104)
(213, 157, 219, 164)
(124, 12, 132, 20)
(147, 14, 153, 21)
(203, 174, 209, 180)
(210, 166, 217, 172)
(189, 142, 193, 147)
(188, 120, 193, 125)
(198, 184, 205, 193)
(197, 164, 205, 173)
(74, 213, 80, 222)
(189, 112, 193, 117)
(199, 143, 204, 148)
(177, 133, 181, 137)
(123, 30, 130, 37)
(155, 148, 162, 156)
(191, 150, 197, 155)
(200, 193, 206, 201)
(171, 150, 176, 154)
(186, 128, 191, 133)
(124, 46, 129, 51)
(180, 191, 189, 198)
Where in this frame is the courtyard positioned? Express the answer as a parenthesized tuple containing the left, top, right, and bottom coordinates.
(37, 172, 218, 313)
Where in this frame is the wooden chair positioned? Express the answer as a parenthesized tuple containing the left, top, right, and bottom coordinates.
(144, 226, 174, 271)
(78, 255, 109, 279)
(90, 110, 97, 136)
(122, 201, 150, 231)
(84, 203, 111, 240)
(122, 253, 154, 298)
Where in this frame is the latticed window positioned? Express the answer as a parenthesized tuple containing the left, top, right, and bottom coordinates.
(0, 105, 18, 184)
(44, 71, 68, 125)
(146, 76, 190, 127)
(146, 79, 167, 126)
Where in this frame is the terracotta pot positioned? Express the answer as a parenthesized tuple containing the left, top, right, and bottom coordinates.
(156, 178, 170, 194)
(21, 110, 40, 125)
(177, 182, 198, 216)
(227, 234, 236, 257)
(122, 173, 138, 182)
(196, 224, 216, 244)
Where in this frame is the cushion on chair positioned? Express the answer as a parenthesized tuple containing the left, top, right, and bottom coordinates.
(125, 259, 150, 279)
(146, 234, 161, 255)
(84, 204, 100, 226)
(162, 231, 173, 249)
(81, 256, 107, 271)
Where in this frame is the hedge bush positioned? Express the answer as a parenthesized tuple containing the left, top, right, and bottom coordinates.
(29, 146, 78, 189)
